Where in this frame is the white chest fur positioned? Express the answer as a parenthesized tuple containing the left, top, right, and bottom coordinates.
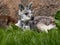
(15, 20, 30, 30)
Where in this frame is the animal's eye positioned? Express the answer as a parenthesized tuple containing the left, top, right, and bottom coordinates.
(25, 13, 28, 15)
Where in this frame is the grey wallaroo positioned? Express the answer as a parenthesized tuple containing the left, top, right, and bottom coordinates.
(15, 2, 56, 33)
(15, 2, 33, 30)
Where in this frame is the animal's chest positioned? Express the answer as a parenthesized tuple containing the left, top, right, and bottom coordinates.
(21, 21, 29, 26)
(21, 21, 30, 29)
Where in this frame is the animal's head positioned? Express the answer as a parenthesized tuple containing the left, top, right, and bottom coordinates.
(18, 2, 33, 21)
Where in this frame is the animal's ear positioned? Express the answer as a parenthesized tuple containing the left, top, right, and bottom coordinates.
(27, 2, 32, 9)
(19, 4, 24, 11)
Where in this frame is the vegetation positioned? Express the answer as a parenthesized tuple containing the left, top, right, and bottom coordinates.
(0, 11, 60, 45)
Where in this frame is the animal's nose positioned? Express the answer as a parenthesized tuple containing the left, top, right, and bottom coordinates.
(46, 23, 50, 25)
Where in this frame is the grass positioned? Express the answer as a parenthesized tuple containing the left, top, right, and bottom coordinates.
(0, 25, 60, 45)
(0, 11, 60, 45)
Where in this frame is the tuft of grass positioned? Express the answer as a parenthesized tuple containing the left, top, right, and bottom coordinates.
(55, 11, 60, 29)
(55, 11, 60, 20)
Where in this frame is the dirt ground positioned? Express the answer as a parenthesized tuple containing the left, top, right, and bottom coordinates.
(0, 0, 60, 19)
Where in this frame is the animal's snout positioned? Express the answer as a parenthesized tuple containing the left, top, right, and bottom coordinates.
(25, 17, 30, 20)
(21, 17, 30, 21)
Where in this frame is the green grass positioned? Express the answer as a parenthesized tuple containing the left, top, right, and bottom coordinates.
(0, 25, 60, 45)
(0, 11, 60, 45)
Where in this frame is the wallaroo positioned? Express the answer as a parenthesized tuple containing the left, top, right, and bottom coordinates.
(15, 2, 56, 33)
(15, 2, 34, 30)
